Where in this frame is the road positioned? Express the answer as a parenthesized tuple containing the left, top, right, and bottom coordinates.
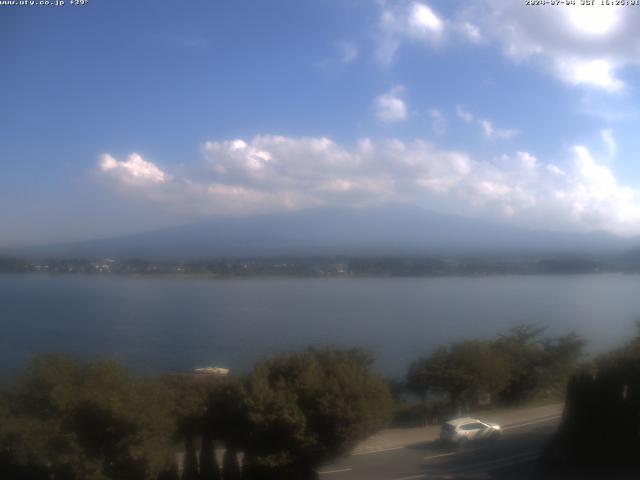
(318, 407, 562, 480)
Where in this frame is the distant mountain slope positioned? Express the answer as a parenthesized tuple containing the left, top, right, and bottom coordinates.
(4, 206, 638, 260)
(616, 244, 640, 265)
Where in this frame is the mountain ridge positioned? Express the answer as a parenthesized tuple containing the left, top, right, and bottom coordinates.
(3, 206, 638, 260)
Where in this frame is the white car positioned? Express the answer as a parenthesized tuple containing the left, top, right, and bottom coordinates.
(440, 417, 502, 445)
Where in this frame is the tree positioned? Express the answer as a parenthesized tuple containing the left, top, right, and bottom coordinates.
(493, 325, 584, 404)
(494, 324, 548, 404)
(163, 375, 215, 437)
(162, 375, 221, 480)
(406, 346, 450, 397)
(541, 329, 640, 475)
(157, 465, 180, 480)
(205, 379, 248, 448)
(0, 354, 177, 480)
(443, 341, 510, 412)
(540, 332, 585, 397)
(182, 434, 198, 480)
(242, 348, 392, 479)
(406, 347, 450, 423)
(202, 380, 246, 480)
(222, 447, 241, 480)
(408, 341, 510, 414)
(198, 431, 221, 480)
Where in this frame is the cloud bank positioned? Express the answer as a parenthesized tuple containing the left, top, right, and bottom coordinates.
(377, 1, 445, 64)
(98, 134, 640, 235)
(461, 0, 640, 91)
(377, 1, 640, 91)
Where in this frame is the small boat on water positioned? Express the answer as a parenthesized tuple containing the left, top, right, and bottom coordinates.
(193, 366, 230, 376)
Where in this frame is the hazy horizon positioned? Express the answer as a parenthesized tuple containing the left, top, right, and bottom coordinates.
(4, 204, 640, 262)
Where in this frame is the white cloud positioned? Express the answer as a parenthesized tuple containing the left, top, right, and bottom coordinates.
(562, 145, 640, 229)
(375, 1, 640, 91)
(456, 105, 474, 123)
(567, 5, 621, 36)
(99, 153, 167, 185)
(456, 106, 517, 140)
(377, 1, 445, 64)
(554, 58, 623, 92)
(408, 2, 444, 38)
(375, 86, 408, 123)
(459, 22, 482, 43)
(99, 134, 640, 235)
(430, 108, 446, 136)
(601, 129, 617, 158)
(479, 120, 494, 138)
(479, 119, 518, 140)
(457, 1, 638, 91)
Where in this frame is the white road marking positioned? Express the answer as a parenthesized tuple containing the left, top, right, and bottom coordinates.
(502, 415, 561, 431)
(318, 467, 353, 475)
(449, 450, 538, 474)
(392, 474, 426, 480)
(351, 445, 405, 456)
(423, 452, 456, 461)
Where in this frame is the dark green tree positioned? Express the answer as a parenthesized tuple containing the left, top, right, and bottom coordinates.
(494, 325, 584, 404)
(203, 380, 246, 480)
(406, 347, 448, 401)
(408, 341, 510, 414)
(0, 354, 177, 480)
(162, 375, 220, 480)
(205, 379, 248, 449)
(542, 328, 640, 475)
(540, 331, 585, 397)
(406, 347, 449, 423)
(157, 464, 180, 480)
(182, 434, 198, 480)
(198, 431, 220, 480)
(222, 447, 241, 480)
(242, 348, 392, 479)
(494, 324, 547, 404)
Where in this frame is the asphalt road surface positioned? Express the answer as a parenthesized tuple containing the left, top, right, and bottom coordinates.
(318, 415, 561, 480)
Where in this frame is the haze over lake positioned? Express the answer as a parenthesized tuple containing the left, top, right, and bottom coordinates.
(2, 274, 638, 377)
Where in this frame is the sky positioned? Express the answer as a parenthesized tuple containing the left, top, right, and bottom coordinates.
(3, 0, 640, 246)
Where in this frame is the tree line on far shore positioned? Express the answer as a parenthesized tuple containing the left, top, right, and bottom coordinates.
(0, 325, 586, 480)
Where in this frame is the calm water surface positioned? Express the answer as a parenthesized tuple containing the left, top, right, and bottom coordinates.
(1, 274, 638, 377)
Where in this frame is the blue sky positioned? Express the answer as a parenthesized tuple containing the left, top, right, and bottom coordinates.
(3, 0, 640, 245)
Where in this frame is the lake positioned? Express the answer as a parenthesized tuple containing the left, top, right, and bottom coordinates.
(1, 274, 638, 378)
